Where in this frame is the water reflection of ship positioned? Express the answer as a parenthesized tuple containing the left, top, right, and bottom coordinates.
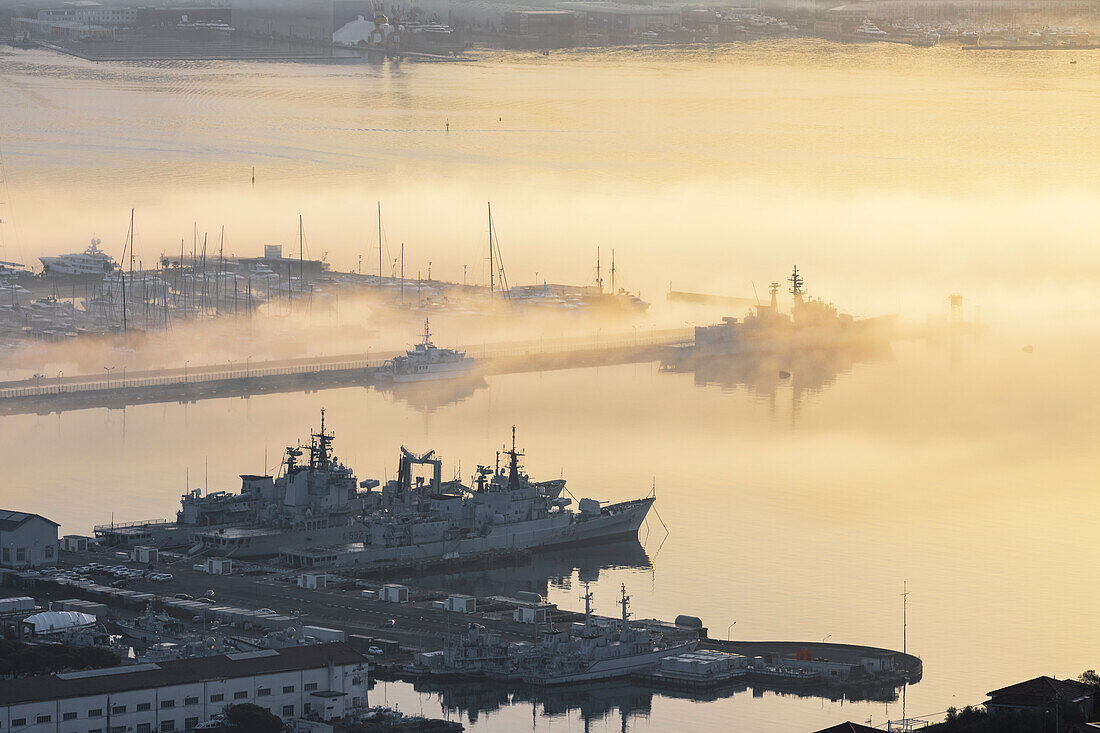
(378, 374, 487, 413)
(663, 342, 895, 420)
(392, 539, 652, 600)
(406, 674, 903, 727)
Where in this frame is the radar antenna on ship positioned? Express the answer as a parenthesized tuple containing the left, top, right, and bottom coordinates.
(788, 265, 804, 297)
(309, 408, 334, 470)
(504, 425, 525, 491)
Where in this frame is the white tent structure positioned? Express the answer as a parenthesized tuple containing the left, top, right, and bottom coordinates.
(23, 610, 96, 636)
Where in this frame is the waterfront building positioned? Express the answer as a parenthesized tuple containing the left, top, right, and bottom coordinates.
(0, 643, 369, 733)
(0, 511, 59, 570)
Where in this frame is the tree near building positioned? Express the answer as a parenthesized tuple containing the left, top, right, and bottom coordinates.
(224, 704, 284, 733)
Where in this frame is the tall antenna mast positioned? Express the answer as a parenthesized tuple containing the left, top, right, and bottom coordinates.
(902, 581, 910, 655)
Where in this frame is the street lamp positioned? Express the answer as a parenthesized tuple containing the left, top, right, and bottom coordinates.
(727, 621, 737, 641)
(184, 360, 190, 384)
(57, 371, 63, 394)
(227, 359, 234, 378)
(121, 366, 126, 388)
(104, 365, 115, 390)
(822, 634, 832, 644)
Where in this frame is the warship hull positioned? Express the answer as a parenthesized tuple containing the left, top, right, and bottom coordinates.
(281, 497, 655, 567)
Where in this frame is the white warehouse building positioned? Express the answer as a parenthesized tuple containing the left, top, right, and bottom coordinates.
(0, 643, 369, 733)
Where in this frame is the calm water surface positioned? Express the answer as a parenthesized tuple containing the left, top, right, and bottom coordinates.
(1, 40, 1098, 731)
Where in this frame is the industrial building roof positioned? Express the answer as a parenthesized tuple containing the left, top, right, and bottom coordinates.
(0, 511, 59, 531)
(0, 642, 367, 706)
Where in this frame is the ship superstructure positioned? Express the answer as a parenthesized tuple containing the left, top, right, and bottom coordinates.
(188, 411, 377, 556)
(280, 427, 653, 568)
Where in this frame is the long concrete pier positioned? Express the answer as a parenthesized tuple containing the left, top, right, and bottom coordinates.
(0, 328, 692, 416)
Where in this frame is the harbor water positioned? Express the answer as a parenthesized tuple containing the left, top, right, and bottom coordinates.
(1, 40, 1099, 731)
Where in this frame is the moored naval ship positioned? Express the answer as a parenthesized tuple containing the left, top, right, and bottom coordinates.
(666, 266, 895, 369)
(420, 584, 697, 685)
(280, 428, 653, 568)
(378, 319, 480, 383)
(96, 415, 654, 566)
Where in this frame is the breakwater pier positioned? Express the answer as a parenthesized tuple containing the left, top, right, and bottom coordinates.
(0, 328, 692, 415)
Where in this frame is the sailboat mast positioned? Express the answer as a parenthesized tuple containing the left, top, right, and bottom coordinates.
(377, 201, 383, 282)
(298, 214, 304, 284)
(488, 202, 494, 301)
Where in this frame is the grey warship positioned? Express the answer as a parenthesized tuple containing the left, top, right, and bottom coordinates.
(673, 266, 896, 363)
(280, 428, 654, 568)
(96, 415, 655, 566)
(420, 584, 697, 685)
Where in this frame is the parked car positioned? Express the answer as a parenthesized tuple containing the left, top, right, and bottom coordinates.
(367, 646, 384, 656)
(257, 608, 277, 616)
(197, 597, 216, 604)
(173, 593, 194, 601)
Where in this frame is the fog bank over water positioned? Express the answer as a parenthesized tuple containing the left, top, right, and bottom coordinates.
(4, 43, 1100, 319)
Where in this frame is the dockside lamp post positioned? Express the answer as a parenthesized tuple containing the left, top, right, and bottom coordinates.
(57, 371, 63, 394)
(104, 365, 114, 390)
(184, 360, 190, 384)
(246, 355, 252, 379)
(727, 621, 737, 641)
(822, 634, 832, 644)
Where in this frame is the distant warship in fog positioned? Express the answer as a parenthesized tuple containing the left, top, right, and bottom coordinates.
(677, 266, 895, 361)
(96, 413, 654, 565)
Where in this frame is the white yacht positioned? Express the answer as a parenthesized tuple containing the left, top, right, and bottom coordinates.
(379, 318, 479, 383)
(853, 19, 889, 39)
(39, 238, 116, 276)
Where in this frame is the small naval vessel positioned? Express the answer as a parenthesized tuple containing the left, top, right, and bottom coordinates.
(422, 584, 697, 685)
(378, 319, 480, 383)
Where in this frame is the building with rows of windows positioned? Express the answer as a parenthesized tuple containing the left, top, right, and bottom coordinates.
(0, 643, 369, 733)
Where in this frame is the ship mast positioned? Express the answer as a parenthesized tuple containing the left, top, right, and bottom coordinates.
(581, 583, 594, 634)
(788, 265, 804, 305)
(619, 583, 631, 630)
(505, 425, 524, 491)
